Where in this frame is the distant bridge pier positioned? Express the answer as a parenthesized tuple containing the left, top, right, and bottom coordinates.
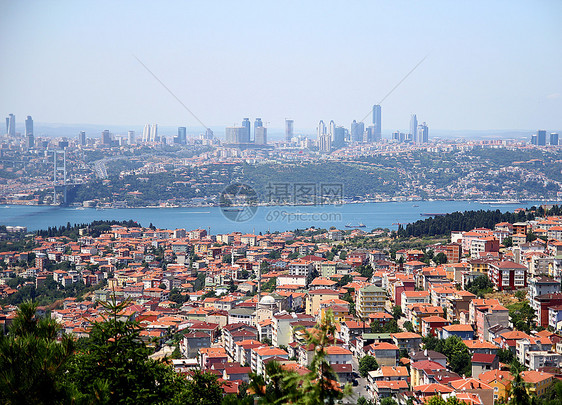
(50, 150, 68, 205)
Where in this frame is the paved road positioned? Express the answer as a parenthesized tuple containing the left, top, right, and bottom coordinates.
(351, 376, 373, 403)
(348, 356, 374, 403)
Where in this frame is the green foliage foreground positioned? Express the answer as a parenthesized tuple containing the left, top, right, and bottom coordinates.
(0, 299, 223, 405)
(0, 301, 351, 405)
(0, 302, 75, 404)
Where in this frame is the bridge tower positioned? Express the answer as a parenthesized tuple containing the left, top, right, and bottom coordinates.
(51, 150, 67, 205)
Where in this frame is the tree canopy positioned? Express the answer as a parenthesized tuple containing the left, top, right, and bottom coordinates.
(0, 301, 75, 405)
(465, 275, 494, 298)
(508, 301, 536, 334)
(0, 299, 224, 405)
(422, 335, 471, 376)
(358, 355, 379, 378)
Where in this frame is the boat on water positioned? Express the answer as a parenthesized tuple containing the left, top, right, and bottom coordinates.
(420, 213, 447, 217)
(345, 223, 366, 228)
(223, 207, 244, 212)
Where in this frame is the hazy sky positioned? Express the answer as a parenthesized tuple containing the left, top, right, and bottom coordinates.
(1, 0, 561, 133)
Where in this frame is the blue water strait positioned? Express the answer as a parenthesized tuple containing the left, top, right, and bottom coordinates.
(0, 200, 550, 233)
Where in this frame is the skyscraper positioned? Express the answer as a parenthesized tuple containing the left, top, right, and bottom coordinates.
(333, 126, 346, 148)
(225, 127, 235, 144)
(550, 133, 559, 146)
(318, 120, 331, 152)
(25, 116, 34, 149)
(142, 124, 158, 142)
(285, 119, 294, 142)
(372, 105, 381, 140)
(537, 130, 547, 146)
(351, 120, 365, 143)
(225, 127, 246, 144)
(241, 118, 251, 143)
(254, 118, 263, 142)
(79, 131, 86, 146)
(178, 127, 187, 144)
(128, 130, 135, 145)
(317, 120, 326, 139)
(150, 124, 158, 142)
(418, 122, 429, 143)
(6, 114, 15, 137)
(25, 115, 33, 136)
(142, 125, 148, 142)
(101, 130, 111, 145)
(255, 126, 267, 145)
(410, 114, 418, 143)
(365, 126, 377, 142)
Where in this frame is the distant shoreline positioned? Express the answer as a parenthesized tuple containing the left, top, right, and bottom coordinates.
(2, 197, 558, 210)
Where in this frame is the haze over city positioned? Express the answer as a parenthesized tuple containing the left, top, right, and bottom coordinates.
(1, 0, 561, 133)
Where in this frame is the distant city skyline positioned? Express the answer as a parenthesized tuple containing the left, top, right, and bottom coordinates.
(2, 1, 561, 132)
(4, 119, 558, 143)
(5, 108, 559, 143)
(2, 2, 561, 133)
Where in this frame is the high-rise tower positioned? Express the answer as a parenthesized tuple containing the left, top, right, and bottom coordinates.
(285, 119, 294, 142)
(241, 118, 251, 143)
(410, 114, 418, 143)
(333, 126, 346, 148)
(318, 120, 331, 153)
(418, 122, 429, 143)
(351, 120, 365, 143)
(372, 105, 381, 140)
(6, 114, 15, 137)
(25, 116, 34, 149)
(142, 124, 150, 142)
(177, 127, 187, 144)
(225, 127, 246, 144)
(317, 120, 326, 139)
(537, 130, 547, 146)
(254, 118, 263, 143)
(101, 130, 111, 145)
(255, 126, 267, 145)
(150, 124, 158, 142)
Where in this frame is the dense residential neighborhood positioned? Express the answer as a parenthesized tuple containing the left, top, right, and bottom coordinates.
(2, 207, 562, 403)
